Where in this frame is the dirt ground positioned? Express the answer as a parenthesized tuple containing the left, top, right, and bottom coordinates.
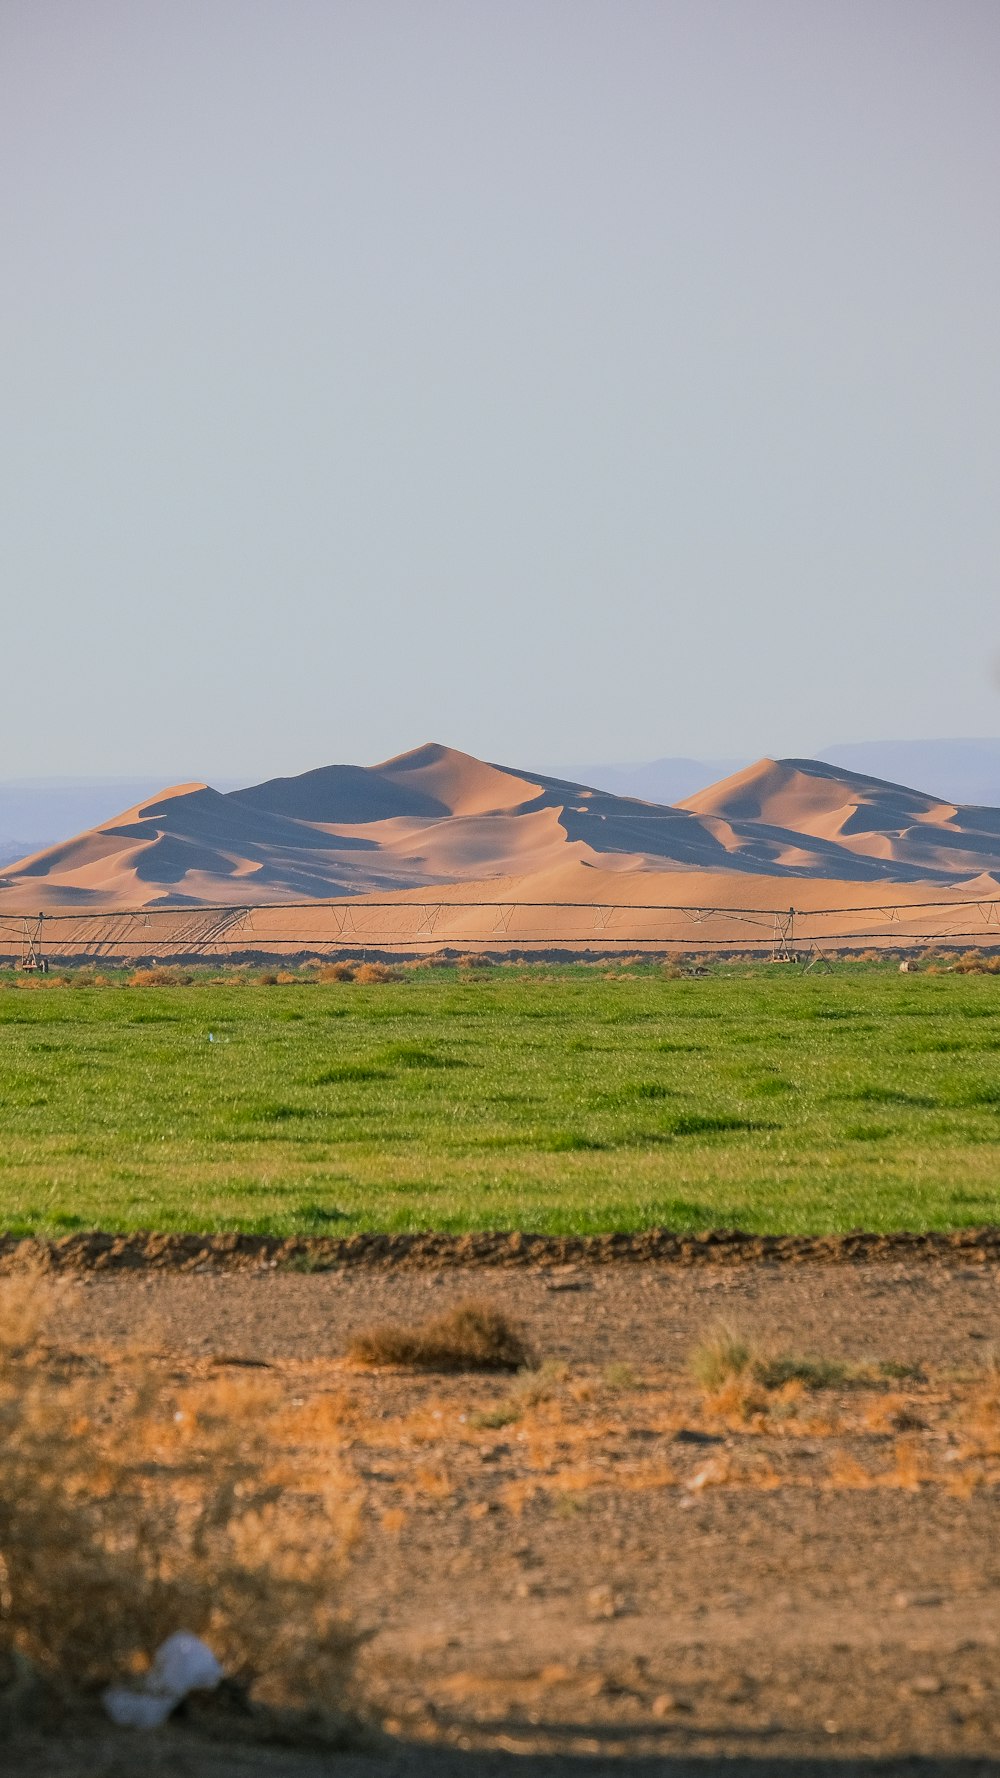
(10, 1258, 1000, 1776)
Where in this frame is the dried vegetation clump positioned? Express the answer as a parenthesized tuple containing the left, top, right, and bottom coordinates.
(951, 949, 1000, 975)
(689, 1322, 909, 1401)
(314, 961, 404, 984)
(353, 962, 402, 984)
(349, 1298, 535, 1373)
(0, 1268, 360, 1735)
(128, 966, 194, 987)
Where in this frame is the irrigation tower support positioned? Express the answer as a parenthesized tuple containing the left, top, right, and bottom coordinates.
(19, 913, 47, 972)
(771, 906, 796, 962)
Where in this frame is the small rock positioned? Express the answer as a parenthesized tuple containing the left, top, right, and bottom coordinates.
(586, 1583, 623, 1620)
(685, 1457, 728, 1492)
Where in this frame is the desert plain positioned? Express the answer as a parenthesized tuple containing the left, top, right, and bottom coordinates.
(2, 746, 1000, 1773)
(4, 1249, 1000, 1776)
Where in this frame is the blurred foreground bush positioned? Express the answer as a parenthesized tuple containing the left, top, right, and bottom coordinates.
(0, 1268, 360, 1731)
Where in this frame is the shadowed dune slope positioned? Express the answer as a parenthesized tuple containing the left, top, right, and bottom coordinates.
(2, 743, 1000, 911)
(681, 757, 1000, 876)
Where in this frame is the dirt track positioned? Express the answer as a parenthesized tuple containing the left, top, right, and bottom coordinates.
(11, 1258, 1000, 1775)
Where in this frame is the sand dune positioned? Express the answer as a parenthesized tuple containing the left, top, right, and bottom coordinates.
(3, 743, 1000, 923)
(681, 758, 1000, 879)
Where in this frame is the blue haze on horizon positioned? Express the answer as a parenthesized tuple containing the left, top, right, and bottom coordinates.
(2, 1, 999, 783)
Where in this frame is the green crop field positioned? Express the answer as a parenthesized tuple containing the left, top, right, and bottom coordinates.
(1, 964, 999, 1236)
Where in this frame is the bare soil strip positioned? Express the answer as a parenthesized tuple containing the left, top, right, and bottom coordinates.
(11, 1258, 1000, 1774)
(3, 1226, 1000, 1273)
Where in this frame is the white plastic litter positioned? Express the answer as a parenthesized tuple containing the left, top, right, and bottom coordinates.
(102, 1631, 223, 1729)
(101, 1687, 178, 1730)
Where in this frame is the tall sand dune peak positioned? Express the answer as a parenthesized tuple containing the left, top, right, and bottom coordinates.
(232, 743, 547, 824)
(681, 757, 952, 826)
(3, 746, 1000, 912)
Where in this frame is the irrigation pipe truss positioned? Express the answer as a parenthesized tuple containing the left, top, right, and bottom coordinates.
(2, 893, 1000, 967)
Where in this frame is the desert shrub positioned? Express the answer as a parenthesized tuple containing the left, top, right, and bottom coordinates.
(353, 962, 401, 985)
(128, 967, 193, 987)
(690, 1325, 752, 1388)
(468, 1402, 522, 1431)
(318, 962, 355, 983)
(603, 1362, 642, 1391)
(349, 1299, 535, 1372)
(509, 1358, 568, 1406)
(754, 1354, 848, 1389)
(691, 1324, 849, 1393)
(0, 1268, 359, 1720)
(953, 950, 1000, 975)
(259, 972, 279, 986)
(953, 950, 985, 974)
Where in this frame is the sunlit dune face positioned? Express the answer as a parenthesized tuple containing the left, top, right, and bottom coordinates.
(3, 748, 1000, 918)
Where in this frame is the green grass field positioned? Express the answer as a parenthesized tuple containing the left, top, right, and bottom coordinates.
(1, 964, 999, 1236)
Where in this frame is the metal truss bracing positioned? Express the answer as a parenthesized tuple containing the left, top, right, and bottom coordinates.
(770, 907, 796, 962)
(0, 915, 43, 970)
(2, 894, 1000, 967)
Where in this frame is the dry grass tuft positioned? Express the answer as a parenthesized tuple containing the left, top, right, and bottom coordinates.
(128, 966, 193, 987)
(0, 1259, 54, 1358)
(0, 1275, 361, 1730)
(349, 1299, 535, 1373)
(318, 962, 355, 982)
(690, 1324, 752, 1389)
(353, 962, 401, 984)
(952, 949, 1000, 974)
(691, 1324, 849, 1395)
(754, 1354, 848, 1390)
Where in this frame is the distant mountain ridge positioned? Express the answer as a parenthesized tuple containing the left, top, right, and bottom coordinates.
(574, 739, 1000, 811)
(2, 742, 1000, 911)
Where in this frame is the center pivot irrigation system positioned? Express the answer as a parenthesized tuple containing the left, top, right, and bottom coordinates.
(2, 893, 1000, 970)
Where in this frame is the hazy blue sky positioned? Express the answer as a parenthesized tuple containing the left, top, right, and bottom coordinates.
(3, 1, 999, 783)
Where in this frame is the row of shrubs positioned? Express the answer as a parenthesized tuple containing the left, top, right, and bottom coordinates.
(4, 949, 1000, 988)
(1, 960, 417, 989)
